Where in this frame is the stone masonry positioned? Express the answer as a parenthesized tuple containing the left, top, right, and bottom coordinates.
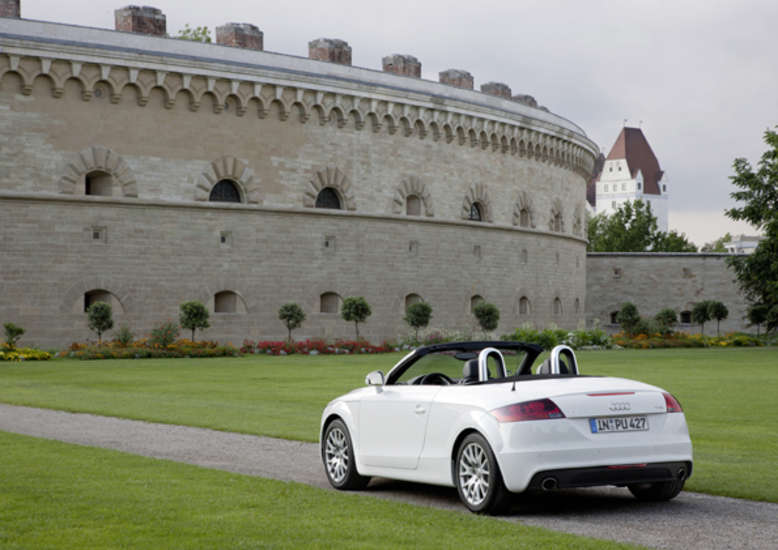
(114, 5, 166, 36)
(308, 38, 352, 65)
(481, 82, 512, 99)
(0, 0, 19, 18)
(216, 23, 263, 51)
(382, 54, 421, 78)
(439, 69, 474, 90)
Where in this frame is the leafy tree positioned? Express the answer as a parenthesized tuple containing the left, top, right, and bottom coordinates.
(692, 301, 712, 335)
(588, 199, 696, 252)
(701, 232, 733, 252)
(278, 303, 306, 342)
(176, 24, 212, 43)
(654, 308, 678, 335)
(616, 302, 641, 335)
(179, 301, 210, 341)
(587, 200, 657, 252)
(86, 302, 113, 345)
(747, 303, 769, 336)
(3, 322, 24, 350)
(651, 230, 698, 252)
(708, 301, 729, 336)
(473, 302, 500, 334)
(404, 302, 432, 341)
(341, 297, 372, 341)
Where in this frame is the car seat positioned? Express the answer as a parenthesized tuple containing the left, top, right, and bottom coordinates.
(461, 359, 479, 384)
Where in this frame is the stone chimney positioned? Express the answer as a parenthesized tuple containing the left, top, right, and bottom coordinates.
(308, 38, 352, 65)
(512, 94, 538, 108)
(480, 82, 511, 99)
(439, 69, 473, 90)
(216, 23, 263, 50)
(0, 0, 20, 18)
(114, 6, 166, 36)
(382, 54, 421, 78)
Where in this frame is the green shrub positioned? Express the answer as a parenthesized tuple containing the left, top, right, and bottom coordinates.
(341, 297, 372, 341)
(654, 308, 678, 335)
(617, 303, 641, 335)
(179, 301, 210, 342)
(3, 322, 25, 350)
(114, 325, 134, 347)
(150, 321, 180, 347)
(404, 302, 433, 340)
(278, 303, 306, 342)
(86, 302, 113, 345)
(473, 302, 500, 334)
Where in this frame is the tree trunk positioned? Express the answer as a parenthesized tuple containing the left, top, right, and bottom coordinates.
(716, 320, 720, 337)
(287, 326, 292, 343)
(355, 321, 360, 341)
(192, 328, 196, 342)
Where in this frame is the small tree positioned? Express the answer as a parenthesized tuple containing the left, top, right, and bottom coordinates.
(404, 302, 432, 341)
(341, 297, 372, 341)
(179, 301, 210, 341)
(616, 302, 641, 335)
(708, 301, 729, 336)
(175, 24, 212, 43)
(150, 321, 180, 347)
(3, 322, 24, 350)
(747, 304, 769, 336)
(654, 309, 678, 336)
(278, 303, 306, 342)
(87, 302, 113, 345)
(473, 302, 500, 335)
(692, 301, 713, 336)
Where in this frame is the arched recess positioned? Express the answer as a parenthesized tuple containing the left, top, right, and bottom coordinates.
(518, 296, 531, 316)
(470, 295, 485, 313)
(195, 156, 260, 204)
(549, 198, 565, 233)
(512, 190, 536, 228)
(462, 184, 493, 222)
(61, 278, 131, 314)
(392, 176, 433, 217)
(82, 289, 125, 314)
(572, 203, 585, 237)
(58, 146, 138, 197)
(553, 297, 563, 316)
(213, 290, 248, 314)
(320, 292, 342, 314)
(405, 293, 423, 309)
(304, 167, 356, 211)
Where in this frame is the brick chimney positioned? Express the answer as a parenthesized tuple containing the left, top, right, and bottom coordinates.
(481, 82, 511, 99)
(439, 69, 473, 90)
(308, 38, 352, 65)
(114, 6, 166, 36)
(382, 54, 421, 78)
(0, 0, 20, 18)
(216, 23, 263, 50)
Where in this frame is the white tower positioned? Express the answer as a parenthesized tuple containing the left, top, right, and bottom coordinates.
(590, 127, 668, 231)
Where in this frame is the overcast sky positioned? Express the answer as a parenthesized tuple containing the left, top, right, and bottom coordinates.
(18, 0, 777, 246)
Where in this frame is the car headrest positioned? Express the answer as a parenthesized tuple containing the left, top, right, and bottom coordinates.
(462, 359, 479, 382)
(536, 358, 552, 375)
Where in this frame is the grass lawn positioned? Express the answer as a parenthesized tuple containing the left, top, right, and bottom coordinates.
(0, 347, 776, 502)
(0, 430, 640, 549)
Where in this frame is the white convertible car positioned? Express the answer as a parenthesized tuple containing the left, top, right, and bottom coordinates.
(320, 341, 693, 513)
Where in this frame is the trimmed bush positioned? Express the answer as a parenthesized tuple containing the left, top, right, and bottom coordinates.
(278, 303, 306, 342)
(3, 322, 25, 350)
(404, 302, 433, 340)
(150, 321, 180, 347)
(473, 302, 500, 334)
(341, 297, 372, 341)
(179, 301, 210, 342)
(86, 302, 113, 345)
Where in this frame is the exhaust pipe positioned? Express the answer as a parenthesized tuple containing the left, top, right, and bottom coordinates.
(677, 468, 687, 481)
(540, 477, 558, 491)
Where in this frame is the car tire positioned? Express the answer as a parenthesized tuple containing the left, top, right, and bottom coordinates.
(628, 479, 684, 501)
(322, 419, 370, 490)
(455, 433, 511, 514)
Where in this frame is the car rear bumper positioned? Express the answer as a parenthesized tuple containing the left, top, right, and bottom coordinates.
(526, 461, 693, 491)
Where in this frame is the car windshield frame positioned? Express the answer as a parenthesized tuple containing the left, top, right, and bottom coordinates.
(385, 341, 543, 385)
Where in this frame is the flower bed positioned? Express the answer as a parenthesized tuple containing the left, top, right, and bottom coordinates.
(240, 339, 395, 356)
(59, 339, 240, 360)
(611, 332, 764, 349)
(0, 346, 52, 361)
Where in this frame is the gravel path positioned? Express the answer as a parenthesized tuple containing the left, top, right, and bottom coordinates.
(1, 404, 775, 549)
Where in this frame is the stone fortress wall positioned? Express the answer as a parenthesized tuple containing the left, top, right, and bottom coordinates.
(0, 4, 598, 347)
(587, 253, 751, 334)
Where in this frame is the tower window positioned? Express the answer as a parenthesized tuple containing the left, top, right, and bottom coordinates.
(315, 187, 342, 209)
(469, 202, 483, 222)
(406, 194, 421, 216)
(209, 180, 241, 203)
(85, 171, 113, 196)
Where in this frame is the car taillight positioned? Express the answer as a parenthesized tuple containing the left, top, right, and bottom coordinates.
(663, 392, 683, 413)
(491, 398, 566, 422)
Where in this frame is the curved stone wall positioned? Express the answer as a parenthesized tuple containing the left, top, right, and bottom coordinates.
(0, 17, 597, 346)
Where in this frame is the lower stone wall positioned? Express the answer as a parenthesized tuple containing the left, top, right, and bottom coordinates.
(586, 253, 750, 335)
(0, 196, 586, 348)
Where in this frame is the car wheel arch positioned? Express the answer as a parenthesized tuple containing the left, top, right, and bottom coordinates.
(450, 428, 483, 484)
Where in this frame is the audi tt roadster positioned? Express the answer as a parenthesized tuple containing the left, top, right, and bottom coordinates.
(320, 341, 693, 513)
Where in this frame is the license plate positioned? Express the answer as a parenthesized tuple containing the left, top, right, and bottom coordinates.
(589, 415, 648, 433)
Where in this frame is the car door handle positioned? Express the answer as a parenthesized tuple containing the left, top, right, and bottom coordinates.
(415, 405, 426, 415)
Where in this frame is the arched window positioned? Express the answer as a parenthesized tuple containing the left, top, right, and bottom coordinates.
(405, 293, 422, 309)
(315, 187, 342, 209)
(610, 311, 619, 324)
(519, 296, 530, 315)
(552, 212, 563, 232)
(553, 297, 562, 316)
(469, 202, 483, 222)
(85, 171, 113, 196)
(680, 310, 692, 324)
(83, 289, 123, 313)
(470, 295, 484, 313)
(406, 195, 421, 216)
(214, 291, 245, 313)
(320, 292, 341, 313)
(209, 180, 241, 203)
(519, 208, 530, 228)
(574, 298, 580, 314)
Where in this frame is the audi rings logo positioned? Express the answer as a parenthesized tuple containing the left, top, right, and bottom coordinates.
(609, 402, 631, 412)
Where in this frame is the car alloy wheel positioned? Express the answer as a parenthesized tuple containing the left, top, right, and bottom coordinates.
(455, 432, 511, 514)
(321, 419, 370, 490)
(459, 442, 491, 507)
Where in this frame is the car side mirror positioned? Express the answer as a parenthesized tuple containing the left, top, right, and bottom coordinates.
(365, 370, 385, 388)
